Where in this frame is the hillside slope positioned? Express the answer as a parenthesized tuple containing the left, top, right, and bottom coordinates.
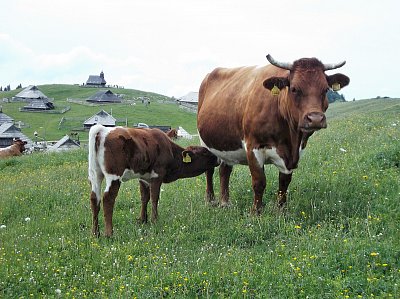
(0, 84, 196, 141)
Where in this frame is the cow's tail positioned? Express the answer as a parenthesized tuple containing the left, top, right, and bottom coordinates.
(88, 124, 105, 204)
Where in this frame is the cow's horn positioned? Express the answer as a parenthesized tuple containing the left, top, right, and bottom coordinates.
(266, 54, 293, 70)
(323, 61, 346, 71)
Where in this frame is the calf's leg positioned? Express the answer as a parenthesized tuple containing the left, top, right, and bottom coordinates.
(205, 168, 217, 205)
(89, 172, 103, 237)
(139, 181, 150, 223)
(90, 191, 101, 237)
(103, 179, 121, 237)
(150, 180, 162, 222)
(219, 162, 233, 207)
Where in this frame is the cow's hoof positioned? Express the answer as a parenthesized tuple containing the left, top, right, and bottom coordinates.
(219, 201, 231, 208)
(137, 218, 147, 224)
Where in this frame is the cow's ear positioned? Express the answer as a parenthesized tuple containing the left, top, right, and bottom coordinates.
(182, 150, 192, 163)
(263, 77, 289, 92)
(327, 73, 350, 91)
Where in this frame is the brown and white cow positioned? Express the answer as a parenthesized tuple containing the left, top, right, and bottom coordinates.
(88, 124, 218, 237)
(197, 54, 350, 213)
(0, 139, 27, 159)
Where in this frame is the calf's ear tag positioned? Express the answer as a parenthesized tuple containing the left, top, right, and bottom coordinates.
(183, 153, 192, 163)
(271, 85, 280, 96)
(332, 83, 341, 91)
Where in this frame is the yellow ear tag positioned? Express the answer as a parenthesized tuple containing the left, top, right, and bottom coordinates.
(332, 83, 341, 91)
(271, 85, 280, 96)
(183, 153, 191, 163)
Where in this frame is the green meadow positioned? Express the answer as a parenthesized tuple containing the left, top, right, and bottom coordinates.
(0, 88, 399, 298)
(0, 84, 195, 142)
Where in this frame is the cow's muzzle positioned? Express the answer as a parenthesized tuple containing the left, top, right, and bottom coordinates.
(301, 112, 327, 132)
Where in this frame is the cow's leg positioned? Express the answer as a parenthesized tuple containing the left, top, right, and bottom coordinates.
(205, 168, 217, 205)
(247, 153, 266, 215)
(150, 180, 162, 222)
(219, 162, 233, 207)
(278, 172, 292, 207)
(103, 179, 121, 237)
(139, 180, 150, 223)
(89, 172, 103, 237)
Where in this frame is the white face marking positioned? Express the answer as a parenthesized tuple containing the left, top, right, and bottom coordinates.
(252, 147, 293, 174)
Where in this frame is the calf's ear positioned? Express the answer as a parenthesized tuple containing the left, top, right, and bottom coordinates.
(327, 73, 350, 91)
(182, 150, 192, 163)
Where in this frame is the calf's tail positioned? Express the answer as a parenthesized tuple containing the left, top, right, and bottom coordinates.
(88, 124, 105, 202)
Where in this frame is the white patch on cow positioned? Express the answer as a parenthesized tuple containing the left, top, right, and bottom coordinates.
(198, 134, 247, 165)
(252, 147, 293, 174)
(88, 125, 160, 202)
(299, 141, 306, 158)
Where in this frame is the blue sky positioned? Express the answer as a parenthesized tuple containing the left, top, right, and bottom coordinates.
(1, 0, 399, 100)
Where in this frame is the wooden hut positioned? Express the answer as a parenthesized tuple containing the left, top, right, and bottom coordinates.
(0, 123, 32, 148)
(12, 85, 50, 102)
(0, 107, 14, 125)
(86, 71, 106, 87)
(20, 99, 55, 111)
(48, 135, 80, 152)
(87, 90, 121, 103)
(83, 110, 116, 129)
(177, 92, 199, 105)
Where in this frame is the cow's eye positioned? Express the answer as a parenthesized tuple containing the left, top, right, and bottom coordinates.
(291, 87, 302, 95)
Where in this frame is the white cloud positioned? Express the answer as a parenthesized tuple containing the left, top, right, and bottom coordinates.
(1, 0, 400, 99)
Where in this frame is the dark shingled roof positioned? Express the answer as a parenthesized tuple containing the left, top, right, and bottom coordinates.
(13, 85, 49, 100)
(0, 110, 14, 125)
(20, 99, 55, 111)
(0, 123, 32, 147)
(86, 71, 106, 85)
(87, 90, 121, 103)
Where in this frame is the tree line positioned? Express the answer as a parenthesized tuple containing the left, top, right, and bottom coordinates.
(0, 84, 22, 92)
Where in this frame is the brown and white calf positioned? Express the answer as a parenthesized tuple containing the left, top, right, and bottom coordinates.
(0, 139, 27, 159)
(88, 124, 218, 237)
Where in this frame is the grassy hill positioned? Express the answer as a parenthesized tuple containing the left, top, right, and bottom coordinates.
(0, 84, 195, 141)
(0, 97, 399, 297)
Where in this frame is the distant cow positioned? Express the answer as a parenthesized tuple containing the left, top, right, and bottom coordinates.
(166, 128, 178, 139)
(88, 124, 218, 237)
(197, 54, 350, 213)
(0, 139, 27, 159)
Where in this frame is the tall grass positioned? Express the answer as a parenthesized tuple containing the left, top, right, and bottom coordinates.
(0, 99, 399, 298)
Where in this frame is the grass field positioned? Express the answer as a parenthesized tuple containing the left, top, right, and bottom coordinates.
(0, 96, 399, 298)
(0, 84, 195, 142)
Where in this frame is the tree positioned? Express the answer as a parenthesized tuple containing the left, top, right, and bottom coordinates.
(327, 90, 346, 103)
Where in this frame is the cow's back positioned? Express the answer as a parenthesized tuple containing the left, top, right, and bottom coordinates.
(197, 65, 281, 152)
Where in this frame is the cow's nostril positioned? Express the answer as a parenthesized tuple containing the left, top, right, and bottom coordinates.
(306, 112, 326, 127)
